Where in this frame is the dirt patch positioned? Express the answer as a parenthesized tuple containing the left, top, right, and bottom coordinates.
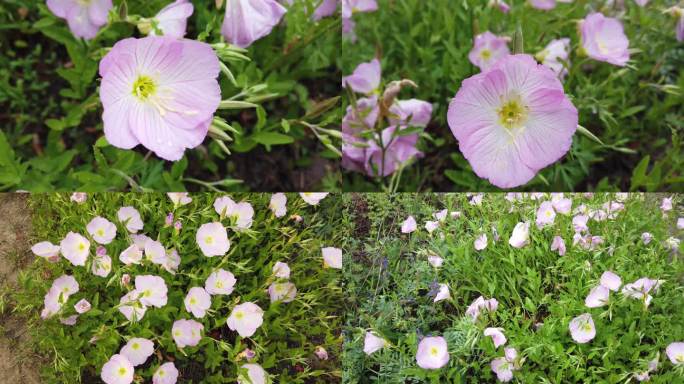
(0, 193, 42, 384)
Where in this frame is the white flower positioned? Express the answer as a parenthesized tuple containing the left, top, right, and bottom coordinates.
(508, 222, 530, 248)
(184, 287, 212, 318)
(300, 192, 329, 205)
(227, 302, 264, 337)
(120, 337, 154, 366)
(272, 261, 291, 278)
(269, 193, 287, 217)
(363, 331, 388, 355)
(322, 247, 342, 269)
(196, 222, 230, 257)
(268, 282, 297, 303)
(117, 207, 144, 233)
(205, 269, 237, 295)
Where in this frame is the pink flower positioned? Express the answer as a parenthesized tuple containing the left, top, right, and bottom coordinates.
(551, 236, 566, 256)
(491, 347, 519, 382)
(150, 0, 194, 39)
(120, 338, 154, 366)
(573, 215, 589, 232)
(447, 55, 577, 188)
(153, 362, 179, 384)
(536, 201, 556, 228)
(87, 216, 117, 244)
(196, 222, 230, 257)
(580, 13, 630, 66)
(145, 239, 167, 265)
(322, 247, 343, 269)
(167, 193, 192, 206)
(474, 233, 488, 251)
(221, 0, 287, 48)
(466, 296, 498, 320)
(415, 336, 449, 369)
(119, 290, 147, 321)
(536, 38, 571, 79)
(227, 302, 264, 337)
(508, 222, 530, 248)
(427, 255, 443, 268)
(389, 99, 433, 128)
(269, 193, 287, 217)
(621, 278, 663, 307)
(484, 328, 507, 348)
(600, 271, 622, 291)
(135, 275, 168, 308)
(489, 0, 510, 13)
(314, 346, 329, 360)
(569, 313, 596, 343)
(184, 287, 212, 318)
(272, 262, 290, 279)
(342, 58, 381, 94)
(585, 285, 610, 308)
(433, 284, 450, 303)
(425, 221, 439, 233)
(74, 298, 92, 314)
(92, 254, 112, 277)
(363, 331, 388, 355)
(300, 192, 329, 205)
(99, 36, 220, 161)
(31, 241, 61, 262)
(237, 363, 268, 384)
(100, 354, 134, 384)
(117, 207, 144, 233)
(661, 197, 673, 212)
(666, 342, 684, 365)
(60, 232, 90, 266)
(677, 218, 684, 230)
(47, 0, 112, 40)
(70, 192, 87, 203)
(205, 269, 237, 295)
(529, 0, 556, 10)
(268, 282, 297, 303)
(342, 0, 378, 19)
(401, 216, 417, 233)
(551, 193, 572, 214)
(172, 319, 203, 348)
(468, 32, 510, 72)
(214, 197, 254, 229)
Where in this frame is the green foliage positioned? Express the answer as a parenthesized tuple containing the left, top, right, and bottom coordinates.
(341, 0, 684, 191)
(0, 0, 341, 191)
(343, 193, 684, 383)
(13, 193, 344, 383)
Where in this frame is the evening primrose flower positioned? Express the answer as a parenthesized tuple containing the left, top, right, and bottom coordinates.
(484, 328, 507, 348)
(121, 338, 154, 366)
(427, 255, 443, 268)
(322, 247, 343, 269)
(536, 38, 570, 79)
(172, 319, 203, 348)
(184, 287, 212, 318)
(466, 296, 499, 320)
(222, 0, 287, 48)
(569, 313, 596, 343)
(87, 217, 117, 244)
(92, 254, 112, 277)
(145, 239, 168, 265)
(272, 262, 290, 279)
(342, 0, 378, 19)
(573, 215, 589, 233)
(425, 221, 439, 233)
(509, 222, 530, 248)
(205, 269, 237, 295)
(491, 347, 520, 382)
(468, 32, 510, 72)
(433, 284, 450, 303)
(119, 244, 143, 266)
(585, 285, 610, 308)
(196, 222, 230, 257)
(47, 0, 112, 40)
(214, 196, 254, 229)
(74, 298, 91, 314)
(163, 249, 181, 274)
(41, 275, 79, 319)
(622, 278, 664, 307)
(147, 0, 194, 39)
(119, 290, 147, 321)
(536, 201, 556, 228)
(551, 236, 566, 256)
(168, 193, 192, 206)
(268, 282, 297, 303)
(600, 271, 622, 291)
(31, 241, 61, 262)
(70, 192, 87, 203)
(135, 275, 168, 307)
(415, 336, 449, 369)
(363, 331, 388, 355)
(666, 342, 684, 365)
(227, 302, 264, 337)
(580, 13, 630, 66)
(60, 232, 90, 266)
(447, 55, 577, 188)
(238, 363, 268, 384)
(474, 233, 488, 251)
(300, 192, 329, 205)
(342, 58, 381, 94)
(641, 232, 652, 244)
(551, 193, 572, 214)
(529, 0, 556, 10)
(99, 37, 221, 161)
(100, 354, 134, 384)
(153, 362, 179, 384)
(269, 193, 287, 217)
(314, 346, 329, 360)
(117, 207, 144, 233)
(401, 216, 417, 233)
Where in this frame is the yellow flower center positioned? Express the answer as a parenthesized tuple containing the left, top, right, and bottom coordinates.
(582, 323, 593, 332)
(235, 310, 245, 320)
(132, 76, 156, 100)
(158, 369, 165, 377)
(132, 342, 139, 350)
(480, 49, 492, 60)
(215, 281, 223, 288)
(430, 347, 439, 356)
(78, 243, 86, 251)
(97, 229, 104, 237)
(546, 210, 552, 218)
(677, 354, 684, 363)
(205, 236, 214, 245)
(190, 297, 197, 305)
(498, 97, 528, 129)
(118, 367, 127, 376)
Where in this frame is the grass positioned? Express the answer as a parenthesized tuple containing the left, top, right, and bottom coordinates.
(342, 193, 684, 383)
(341, 0, 684, 192)
(10, 193, 345, 383)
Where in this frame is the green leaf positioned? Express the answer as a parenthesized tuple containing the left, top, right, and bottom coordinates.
(251, 132, 295, 146)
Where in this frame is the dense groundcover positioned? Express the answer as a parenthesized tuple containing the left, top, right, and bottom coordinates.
(12, 192, 345, 383)
(343, 193, 684, 383)
(341, 0, 684, 192)
(0, 1, 341, 192)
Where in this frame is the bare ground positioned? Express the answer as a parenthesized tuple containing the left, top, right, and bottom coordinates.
(0, 193, 42, 384)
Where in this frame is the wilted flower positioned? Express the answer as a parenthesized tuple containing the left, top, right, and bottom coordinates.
(580, 13, 630, 66)
(269, 193, 287, 217)
(196, 222, 230, 257)
(153, 362, 179, 384)
(484, 328, 507, 348)
(47, 0, 112, 40)
(401, 216, 417, 233)
(363, 331, 388, 355)
(447, 55, 577, 188)
(427, 255, 443, 268)
(322, 247, 343, 269)
(227, 302, 264, 337)
(468, 31, 510, 72)
(121, 338, 154, 366)
(569, 313, 596, 343)
(222, 0, 287, 48)
(172, 319, 203, 348)
(551, 236, 566, 256)
(100, 354, 134, 384)
(60, 232, 90, 266)
(135, 275, 168, 308)
(74, 298, 92, 314)
(509, 222, 530, 248)
(415, 336, 449, 369)
(466, 296, 499, 320)
(314, 346, 329, 360)
(665, 237, 680, 252)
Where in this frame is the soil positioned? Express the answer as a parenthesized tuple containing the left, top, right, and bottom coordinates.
(0, 193, 43, 384)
